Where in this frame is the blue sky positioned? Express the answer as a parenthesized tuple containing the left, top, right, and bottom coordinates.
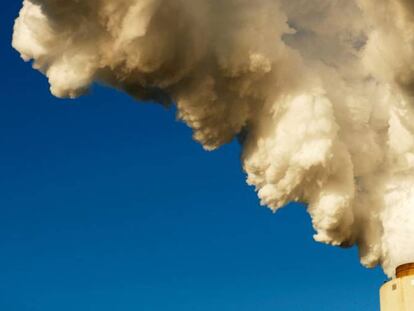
(1, 2, 385, 311)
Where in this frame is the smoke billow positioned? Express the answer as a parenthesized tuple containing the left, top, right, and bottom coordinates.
(12, 0, 414, 277)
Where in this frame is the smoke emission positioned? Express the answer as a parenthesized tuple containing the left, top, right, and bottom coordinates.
(12, 0, 414, 277)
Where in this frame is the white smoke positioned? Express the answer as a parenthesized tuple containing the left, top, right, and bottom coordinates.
(12, 0, 414, 277)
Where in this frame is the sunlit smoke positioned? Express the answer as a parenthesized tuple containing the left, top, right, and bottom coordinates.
(13, 0, 414, 277)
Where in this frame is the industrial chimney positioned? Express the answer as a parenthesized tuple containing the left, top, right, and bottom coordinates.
(380, 263, 414, 311)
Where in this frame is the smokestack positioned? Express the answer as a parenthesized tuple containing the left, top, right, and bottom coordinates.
(380, 263, 414, 311)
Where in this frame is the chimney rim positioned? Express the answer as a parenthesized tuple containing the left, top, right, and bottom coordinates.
(396, 263, 414, 278)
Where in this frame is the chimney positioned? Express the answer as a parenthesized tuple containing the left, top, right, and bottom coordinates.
(380, 263, 414, 311)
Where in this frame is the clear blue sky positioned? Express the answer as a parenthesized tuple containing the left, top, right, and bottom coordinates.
(1, 2, 385, 311)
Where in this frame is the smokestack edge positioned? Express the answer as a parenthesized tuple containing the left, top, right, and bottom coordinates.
(380, 264, 414, 310)
(396, 263, 414, 278)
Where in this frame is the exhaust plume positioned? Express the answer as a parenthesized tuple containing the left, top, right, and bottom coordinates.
(12, 0, 414, 277)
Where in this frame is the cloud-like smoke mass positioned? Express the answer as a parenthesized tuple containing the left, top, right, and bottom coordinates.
(13, 0, 414, 277)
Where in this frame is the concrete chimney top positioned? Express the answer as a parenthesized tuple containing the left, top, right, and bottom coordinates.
(380, 263, 414, 310)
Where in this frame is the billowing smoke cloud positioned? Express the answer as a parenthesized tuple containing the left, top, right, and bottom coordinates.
(12, 0, 414, 277)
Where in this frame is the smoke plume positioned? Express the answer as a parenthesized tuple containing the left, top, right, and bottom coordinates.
(13, 0, 414, 277)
